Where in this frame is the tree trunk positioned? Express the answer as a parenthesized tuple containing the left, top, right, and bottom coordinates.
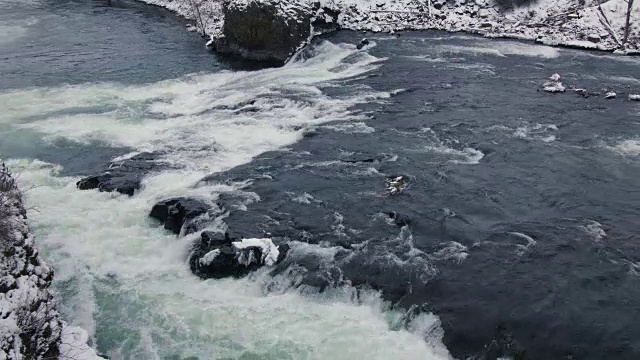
(623, 0, 634, 46)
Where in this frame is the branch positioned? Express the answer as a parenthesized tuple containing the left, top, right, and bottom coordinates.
(598, 5, 623, 47)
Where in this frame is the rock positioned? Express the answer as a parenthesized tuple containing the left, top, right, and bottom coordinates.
(587, 34, 601, 43)
(76, 172, 140, 196)
(209, 0, 315, 65)
(605, 92, 617, 99)
(312, 6, 340, 34)
(550, 73, 561, 81)
(480, 21, 496, 29)
(543, 81, 566, 93)
(433, 0, 447, 10)
(478, 9, 491, 19)
(356, 38, 370, 50)
(629, 94, 640, 101)
(385, 175, 408, 195)
(76, 152, 164, 196)
(189, 232, 290, 279)
(388, 211, 412, 227)
(149, 197, 211, 235)
(185, 24, 198, 32)
(574, 88, 589, 98)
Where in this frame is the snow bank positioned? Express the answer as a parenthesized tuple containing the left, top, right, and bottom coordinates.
(138, 0, 639, 52)
(232, 238, 280, 266)
(1, 163, 102, 359)
(1, 163, 61, 359)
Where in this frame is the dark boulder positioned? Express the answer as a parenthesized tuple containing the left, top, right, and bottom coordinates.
(76, 173, 139, 196)
(149, 198, 211, 235)
(209, 0, 316, 65)
(189, 231, 290, 279)
(311, 5, 340, 34)
(76, 152, 164, 196)
(356, 38, 370, 50)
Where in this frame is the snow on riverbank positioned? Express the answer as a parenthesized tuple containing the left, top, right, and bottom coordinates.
(1, 163, 61, 359)
(0, 164, 102, 360)
(139, 0, 639, 52)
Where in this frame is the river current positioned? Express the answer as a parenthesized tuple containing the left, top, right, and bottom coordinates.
(2, 0, 640, 359)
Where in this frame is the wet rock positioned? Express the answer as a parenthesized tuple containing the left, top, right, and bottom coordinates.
(149, 197, 210, 235)
(356, 38, 370, 50)
(76, 173, 139, 196)
(388, 211, 412, 227)
(76, 152, 163, 196)
(209, 0, 315, 65)
(573, 88, 588, 98)
(189, 232, 290, 279)
(385, 175, 408, 195)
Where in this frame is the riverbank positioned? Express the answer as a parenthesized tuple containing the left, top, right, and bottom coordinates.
(138, 0, 639, 55)
(0, 163, 103, 360)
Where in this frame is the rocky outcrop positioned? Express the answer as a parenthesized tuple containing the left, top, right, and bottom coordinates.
(1, 163, 62, 359)
(189, 231, 289, 279)
(149, 197, 212, 235)
(76, 152, 165, 196)
(207, 0, 316, 65)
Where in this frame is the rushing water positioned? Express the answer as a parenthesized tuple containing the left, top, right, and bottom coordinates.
(2, 0, 640, 359)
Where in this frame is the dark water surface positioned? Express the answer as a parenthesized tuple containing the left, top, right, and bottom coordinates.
(2, 0, 640, 359)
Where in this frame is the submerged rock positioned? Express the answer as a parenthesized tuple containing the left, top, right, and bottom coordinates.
(189, 231, 289, 279)
(76, 152, 163, 196)
(209, 0, 315, 65)
(149, 197, 211, 235)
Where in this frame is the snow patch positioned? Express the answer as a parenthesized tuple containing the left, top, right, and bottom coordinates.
(199, 249, 221, 266)
(232, 238, 280, 266)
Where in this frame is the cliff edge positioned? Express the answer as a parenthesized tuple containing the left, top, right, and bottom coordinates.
(0, 163, 62, 359)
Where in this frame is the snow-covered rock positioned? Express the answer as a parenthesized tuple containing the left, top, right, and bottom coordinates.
(1, 163, 102, 360)
(629, 94, 640, 101)
(543, 81, 566, 93)
(1, 163, 61, 359)
(605, 91, 617, 99)
(189, 231, 289, 279)
(208, 0, 316, 65)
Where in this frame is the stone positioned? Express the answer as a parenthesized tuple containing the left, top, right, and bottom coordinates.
(189, 231, 290, 279)
(76, 152, 164, 196)
(209, 0, 315, 65)
(357, 38, 370, 50)
(149, 197, 211, 235)
(587, 34, 601, 43)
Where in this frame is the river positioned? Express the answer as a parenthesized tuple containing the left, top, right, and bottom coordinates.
(2, 0, 640, 359)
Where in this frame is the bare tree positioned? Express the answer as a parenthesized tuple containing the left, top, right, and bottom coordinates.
(623, 0, 635, 46)
(187, 0, 207, 35)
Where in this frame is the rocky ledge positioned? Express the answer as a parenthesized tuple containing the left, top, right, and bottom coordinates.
(0, 163, 62, 359)
(207, 0, 318, 65)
